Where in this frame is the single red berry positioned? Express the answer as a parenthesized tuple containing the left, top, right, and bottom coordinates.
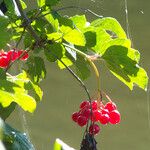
(18, 50, 29, 60)
(92, 100, 98, 110)
(81, 108, 91, 119)
(80, 101, 90, 109)
(77, 116, 88, 127)
(89, 124, 100, 135)
(105, 102, 117, 112)
(0, 56, 9, 68)
(91, 110, 101, 122)
(109, 110, 121, 124)
(72, 112, 80, 122)
(7, 50, 18, 62)
(99, 113, 110, 125)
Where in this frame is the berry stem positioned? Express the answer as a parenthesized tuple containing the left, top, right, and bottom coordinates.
(63, 43, 101, 102)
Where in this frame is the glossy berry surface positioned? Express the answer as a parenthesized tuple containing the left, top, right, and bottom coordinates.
(80, 101, 90, 109)
(7, 50, 18, 62)
(99, 114, 110, 125)
(72, 112, 79, 122)
(0, 56, 9, 68)
(109, 110, 121, 124)
(105, 102, 117, 112)
(77, 116, 88, 127)
(89, 124, 100, 135)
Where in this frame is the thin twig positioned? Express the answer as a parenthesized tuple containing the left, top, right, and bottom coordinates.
(55, 6, 103, 18)
(14, 0, 40, 42)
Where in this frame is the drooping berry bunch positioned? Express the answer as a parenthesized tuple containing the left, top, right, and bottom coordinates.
(0, 50, 29, 68)
(72, 99, 121, 135)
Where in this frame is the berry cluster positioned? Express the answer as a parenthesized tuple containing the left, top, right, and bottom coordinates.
(0, 50, 29, 68)
(72, 100, 121, 135)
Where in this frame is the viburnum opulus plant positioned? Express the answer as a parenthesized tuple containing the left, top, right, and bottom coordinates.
(0, 0, 148, 149)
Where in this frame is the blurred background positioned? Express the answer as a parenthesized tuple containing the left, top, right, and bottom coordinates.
(8, 0, 150, 149)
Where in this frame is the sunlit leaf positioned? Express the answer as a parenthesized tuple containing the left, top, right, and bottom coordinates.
(16, 71, 43, 102)
(60, 26, 86, 46)
(44, 12, 59, 32)
(54, 138, 75, 150)
(37, 0, 45, 7)
(102, 46, 148, 90)
(47, 32, 62, 42)
(20, 0, 27, 9)
(92, 27, 111, 54)
(57, 57, 73, 69)
(70, 15, 87, 31)
(91, 17, 127, 38)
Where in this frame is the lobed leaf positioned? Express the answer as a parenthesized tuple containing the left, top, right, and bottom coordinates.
(70, 15, 87, 31)
(25, 56, 46, 83)
(44, 43, 65, 62)
(102, 46, 148, 90)
(91, 17, 127, 38)
(60, 26, 86, 46)
(0, 16, 11, 49)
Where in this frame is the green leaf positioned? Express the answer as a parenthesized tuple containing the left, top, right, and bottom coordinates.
(102, 46, 148, 90)
(92, 27, 111, 54)
(0, 103, 16, 120)
(0, 16, 11, 49)
(44, 12, 59, 32)
(54, 138, 75, 150)
(101, 38, 131, 55)
(60, 26, 86, 46)
(47, 32, 62, 42)
(3, 123, 35, 150)
(91, 17, 127, 39)
(70, 15, 87, 31)
(20, 0, 27, 9)
(16, 71, 43, 102)
(75, 55, 90, 80)
(0, 71, 43, 113)
(58, 16, 74, 28)
(45, 0, 60, 6)
(37, 0, 45, 7)
(83, 27, 96, 48)
(57, 57, 73, 69)
(44, 43, 65, 62)
(4, 0, 16, 16)
(0, 87, 36, 113)
(25, 56, 46, 83)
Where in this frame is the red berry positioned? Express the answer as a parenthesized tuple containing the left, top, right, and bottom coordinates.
(0, 56, 9, 68)
(105, 102, 117, 112)
(109, 110, 121, 124)
(99, 113, 110, 125)
(101, 109, 109, 115)
(80, 101, 90, 109)
(81, 108, 91, 119)
(77, 116, 88, 127)
(91, 110, 101, 122)
(18, 50, 29, 60)
(92, 100, 98, 110)
(89, 124, 100, 135)
(72, 112, 79, 122)
(7, 50, 18, 62)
